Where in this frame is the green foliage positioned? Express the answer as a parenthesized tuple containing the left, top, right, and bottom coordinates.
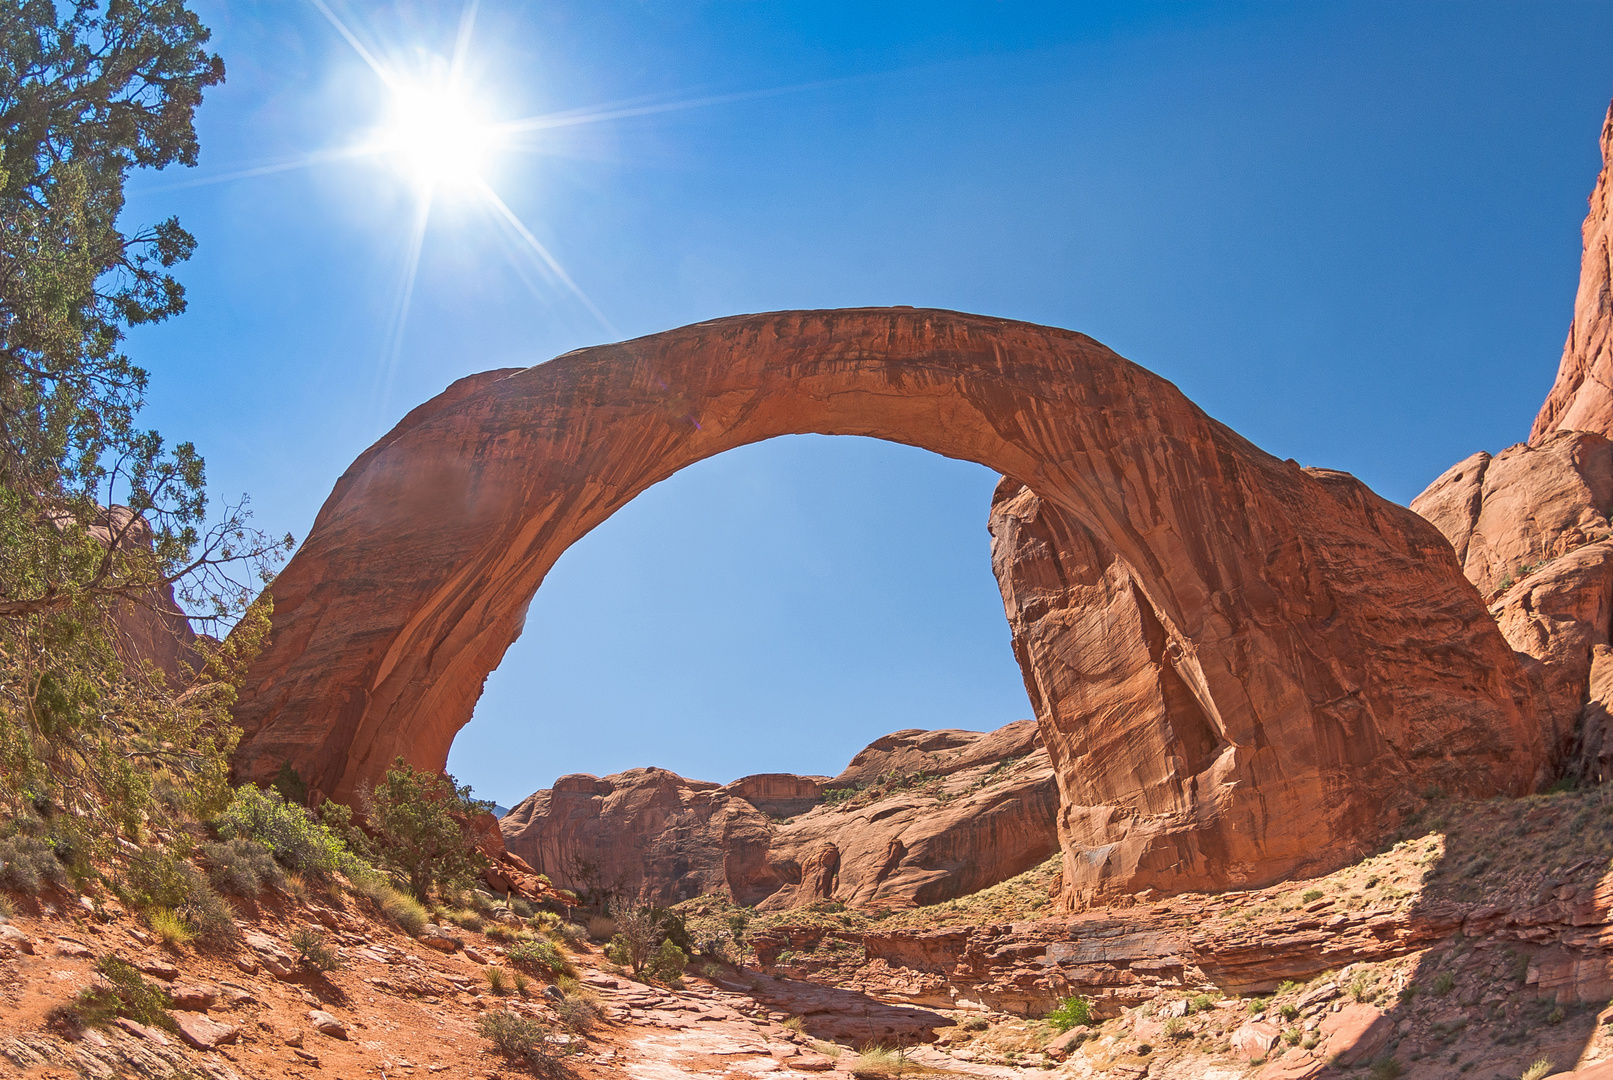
(1433, 971, 1456, 997)
(507, 937, 569, 976)
(272, 761, 308, 807)
(1522, 1058, 1554, 1080)
(0, 0, 290, 876)
(199, 837, 282, 897)
(0, 830, 67, 892)
(213, 784, 364, 881)
(475, 1010, 576, 1073)
(1046, 995, 1096, 1032)
(359, 758, 491, 901)
(1368, 1059, 1403, 1080)
(1301, 889, 1323, 902)
(288, 925, 340, 972)
(646, 939, 688, 984)
(605, 906, 660, 977)
(350, 872, 428, 935)
(484, 966, 509, 995)
(1279, 1004, 1299, 1021)
(122, 843, 236, 946)
(89, 955, 175, 1031)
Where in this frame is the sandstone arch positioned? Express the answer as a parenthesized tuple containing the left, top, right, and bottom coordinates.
(233, 307, 1545, 903)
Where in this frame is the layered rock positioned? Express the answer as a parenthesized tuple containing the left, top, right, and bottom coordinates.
(499, 720, 1060, 910)
(1532, 102, 1613, 443)
(234, 307, 1544, 902)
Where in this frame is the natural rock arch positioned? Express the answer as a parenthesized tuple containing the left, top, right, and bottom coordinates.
(233, 307, 1544, 903)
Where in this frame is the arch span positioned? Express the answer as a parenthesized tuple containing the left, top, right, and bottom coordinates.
(233, 308, 1544, 902)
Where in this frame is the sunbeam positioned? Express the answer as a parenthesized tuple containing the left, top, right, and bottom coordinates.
(135, 145, 377, 195)
(373, 188, 435, 423)
(476, 179, 619, 337)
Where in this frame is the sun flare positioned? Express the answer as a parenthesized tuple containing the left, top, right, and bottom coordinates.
(381, 82, 499, 190)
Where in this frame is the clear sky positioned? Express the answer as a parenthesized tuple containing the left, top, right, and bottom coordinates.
(126, 2, 1612, 808)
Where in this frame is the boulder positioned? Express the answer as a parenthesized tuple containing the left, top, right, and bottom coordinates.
(172, 1011, 238, 1050)
(168, 984, 219, 1012)
(307, 1009, 348, 1039)
(1317, 1004, 1392, 1066)
(1230, 1021, 1280, 1059)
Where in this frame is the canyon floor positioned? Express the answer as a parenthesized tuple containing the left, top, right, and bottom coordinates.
(7, 788, 1613, 1079)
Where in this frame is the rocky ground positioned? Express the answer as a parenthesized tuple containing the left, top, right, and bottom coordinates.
(9, 787, 1613, 1079)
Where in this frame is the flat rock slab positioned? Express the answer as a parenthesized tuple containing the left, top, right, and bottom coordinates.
(173, 1011, 238, 1050)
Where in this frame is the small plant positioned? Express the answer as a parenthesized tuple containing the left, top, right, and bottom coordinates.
(781, 1016, 806, 1032)
(1164, 1016, 1187, 1038)
(586, 913, 617, 940)
(351, 873, 429, 936)
(554, 991, 599, 1032)
(147, 907, 193, 948)
(1521, 1059, 1554, 1080)
(1276, 980, 1301, 994)
(646, 939, 688, 984)
(962, 1015, 988, 1032)
(1433, 971, 1456, 997)
(1247, 996, 1269, 1013)
(1279, 1003, 1299, 1021)
(475, 1010, 575, 1072)
(1302, 1032, 1320, 1049)
(200, 838, 284, 897)
(1046, 995, 1096, 1032)
(1547, 1006, 1565, 1025)
(1189, 993, 1214, 1013)
(851, 1045, 914, 1077)
(1368, 1059, 1404, 1080)
(507, 937, 569, 976)
(513, 970, 530, 996)
(1349, 975, 1371, 1002)
(289, 926, 341, 972)
(1302, 889, 1323, 903)
(0, 834, 69, 893)
(89, 956, 177, 1031)
(485, 966, 509, 995)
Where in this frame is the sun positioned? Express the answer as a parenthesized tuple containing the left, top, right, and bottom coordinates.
(380, 81, 500, 191)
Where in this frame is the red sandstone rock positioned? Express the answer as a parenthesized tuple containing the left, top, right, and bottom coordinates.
(1317, 1003, 1392, 1066)
(1534, 103, 1613, 443)
(499, 721, 1059, 910)
(1230, 1021, 1279, 1059)
(171, 1010, 237, 1050)
(233, 308, 1543, 903)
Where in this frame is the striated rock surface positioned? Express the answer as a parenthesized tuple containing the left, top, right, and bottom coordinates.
(235, 307, 1544, 903)
(499, 720, 1059, 910)
(1533, 102, 1613, 443)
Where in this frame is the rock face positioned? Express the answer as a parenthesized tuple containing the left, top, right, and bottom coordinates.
(233, 306, 1544, 903)
(1532, 103, 1613, 444)
(499, 720, 1060, 911)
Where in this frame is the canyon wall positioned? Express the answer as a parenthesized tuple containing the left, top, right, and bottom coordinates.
(499, 721, 1059, 911)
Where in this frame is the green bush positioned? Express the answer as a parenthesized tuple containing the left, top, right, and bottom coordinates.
(554, 991, 599, 1031)
(1046, 995, 1096, 1032)
(200, 837, 283, 897)
(475, 1010, 575, 1072)
(289, 926, 341, 972)
(122, 845, 238, 946)
(84, 956, 176, 1031)
(0, 833, 68, 893)
(507, 937, 569, 976)
(646, 939, 688, 984)
(349, 872, 428, 935)
(360, 759, 492, 901)
(213, 785, 365, 881)
(1301, 889, 1323, 903)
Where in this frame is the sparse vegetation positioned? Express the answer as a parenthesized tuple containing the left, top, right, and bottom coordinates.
(0, 833, 69, 893)
(1046, 995, 1096, 1032)
(288, 925, 340, 972)
(507, 937, 569, 976)
(1521, 1060, 1553, 1080)
(350, 872, 429, 935)
(200, 837, 283, 897)
(475, 1010, 575, 1073)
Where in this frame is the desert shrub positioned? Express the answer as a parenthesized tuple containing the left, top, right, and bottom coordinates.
(646, 939, 688, 984)
(485, 922, 516, 942)
(513, 970, 530, 996)
(359, 759, 492, 901)
(1349, 975, 1371, 1002)
(289, 926, 341, 972)
(605, 907, 659, 977)
(475, 1010, 575, 1073)
(962, 1016, 988, 1032)
(213, 785, 364, 881)
(851, 1046, 915, 1077)
(91, 956, 176, 1031)
(147, 907, 193, 947)
(444, 907, 484, 932)
(123, 846, 237, 946)
(1521, 1058, 1554, 1080)
(554, 991, 599, 1031)
(0, 834, 68, 893)
(1368, 1059, 1403, 1080)
(485, 966, 510, 995)
(586, 914, 616, 941)
(349, 872, 429, 935)
(1188, 993, 1215, 1014)
(200, 837, 283, 897)
(509, 896, 534, 918)
(1276, 980, 1301, 994)
(1046, 995, 1096, 1032)
(1279, 1004, 1299, 1021)
(530, 910, 561, 932)
(558, 922, 589, 949)
(1301, 889, 1323, 903)
(1164, 1016, 1187, 1038)
(1433, 971, 1456, 997)
(507, 937, 569, 976)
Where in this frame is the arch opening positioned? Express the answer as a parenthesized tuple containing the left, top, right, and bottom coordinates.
(232, 307, 1543, 903)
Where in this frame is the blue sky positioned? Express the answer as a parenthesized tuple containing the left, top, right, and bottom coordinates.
(126, 2, 1612, 807)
